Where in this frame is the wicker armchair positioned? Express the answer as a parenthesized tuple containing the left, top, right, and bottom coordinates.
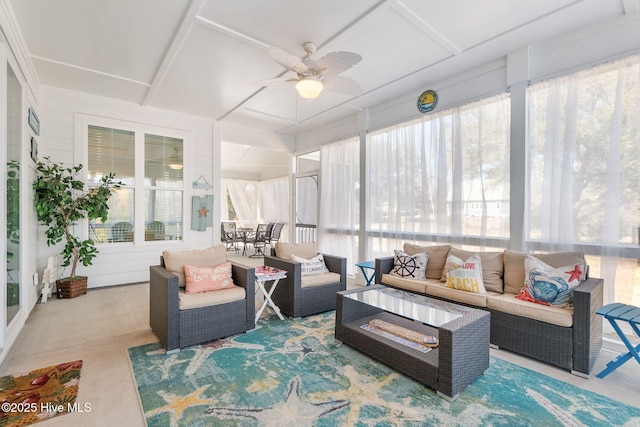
(264, 242, 346, 318)
(149, 245, 255, 352)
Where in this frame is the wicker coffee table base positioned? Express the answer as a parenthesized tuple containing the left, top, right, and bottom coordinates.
(335, 286, 490, 401)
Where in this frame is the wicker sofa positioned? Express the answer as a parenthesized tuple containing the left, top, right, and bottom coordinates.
(264, 242, 347, 318)
(375, 244, 604, 377)
(150, 244, 255, 353)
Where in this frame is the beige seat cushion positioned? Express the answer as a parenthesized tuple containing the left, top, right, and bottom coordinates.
(178, 285, 246, 310)
(439, 248, 504, 293)
(381, 273, 428, 294)
(503, 250, 586, 295)
(300, 272, 341, 288)
(426, 281, 494, 307)
(403, 243, 451, 280)
(275, 241, 318, 260)
(163, 244, 227, 287)
(487, 293, 574, 327)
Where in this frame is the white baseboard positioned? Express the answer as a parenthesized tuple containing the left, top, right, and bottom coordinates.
(602, 336, 629, 354)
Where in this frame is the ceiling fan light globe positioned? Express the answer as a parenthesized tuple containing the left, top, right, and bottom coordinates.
(296, 77, 323, 99)
(168, 146, 183, 170)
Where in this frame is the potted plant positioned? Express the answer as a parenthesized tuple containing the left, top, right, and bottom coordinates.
(33, 156, 120, 298)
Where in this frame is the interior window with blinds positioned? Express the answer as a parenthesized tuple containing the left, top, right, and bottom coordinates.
(87, 125, 184, 244)
(144, 134, 183, 241)
(88, 125, 135, 244)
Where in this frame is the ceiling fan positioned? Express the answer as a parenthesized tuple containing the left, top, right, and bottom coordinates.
(254, 42, 362, 99)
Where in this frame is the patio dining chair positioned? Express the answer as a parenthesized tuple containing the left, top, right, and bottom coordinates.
(268, 222, 284, 248)
(221, 222, 240, 252)
(248, 223, 271, 258)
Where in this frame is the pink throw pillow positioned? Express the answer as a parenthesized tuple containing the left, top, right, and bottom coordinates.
(184, 262, 235, 293)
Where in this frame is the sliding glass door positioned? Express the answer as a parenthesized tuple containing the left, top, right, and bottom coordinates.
(6, 63, 21, 325)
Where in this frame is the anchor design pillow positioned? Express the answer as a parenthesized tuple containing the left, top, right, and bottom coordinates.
(391, 250, 428, 279)
(444, 253, 486, 294)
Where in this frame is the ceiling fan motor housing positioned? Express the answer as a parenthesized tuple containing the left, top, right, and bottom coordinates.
(303, 41, 317, 56)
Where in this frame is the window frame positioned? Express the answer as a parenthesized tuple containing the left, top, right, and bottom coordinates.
(76, 114, 190, 246)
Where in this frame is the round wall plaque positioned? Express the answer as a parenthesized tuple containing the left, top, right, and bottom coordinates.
(417, 89, 438, 113)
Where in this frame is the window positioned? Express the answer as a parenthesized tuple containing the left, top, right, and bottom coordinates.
(367, 93, 511, 256)
(88, 126, 135, 243)
(144, 134, 183, 241)
(320, 137, 360, 274)
(527, 53, 640, 306)
(528, 56, 640, 247)
(88, 124, 184, 243)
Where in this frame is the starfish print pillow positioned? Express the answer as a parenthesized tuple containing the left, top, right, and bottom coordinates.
(516, 255, 585, 306)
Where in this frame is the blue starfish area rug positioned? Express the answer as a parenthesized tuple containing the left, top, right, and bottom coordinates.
(128, 312, 640, 426)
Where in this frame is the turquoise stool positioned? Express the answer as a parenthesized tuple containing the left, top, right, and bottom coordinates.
(595, 303, 640, 378)
(356, 261, 375, 287)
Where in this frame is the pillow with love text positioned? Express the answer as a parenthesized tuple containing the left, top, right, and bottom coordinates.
(444, 253, 486, 294)
(184, 262, 235, 293)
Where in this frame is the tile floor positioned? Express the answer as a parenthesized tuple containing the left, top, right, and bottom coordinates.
(1, 254, 638, 426)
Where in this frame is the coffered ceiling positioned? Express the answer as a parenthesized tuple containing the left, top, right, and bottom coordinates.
(8, 0, 633, 140)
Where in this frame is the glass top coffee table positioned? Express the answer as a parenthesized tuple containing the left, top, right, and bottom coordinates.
(335, 284, 490, 401)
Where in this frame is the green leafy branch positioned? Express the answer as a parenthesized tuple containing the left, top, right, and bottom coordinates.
(33, 157, 120, 278)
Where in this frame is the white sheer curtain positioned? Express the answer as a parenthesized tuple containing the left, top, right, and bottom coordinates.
(527, 53, 640, 305)
(223, 179, 259, 228)
(319, 137, 360, 275)
(222, 177, 290, 236)
(259, 176, 290, 242)
(367, 93, 511, 260)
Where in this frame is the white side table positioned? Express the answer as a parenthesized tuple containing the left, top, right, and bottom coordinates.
(254, 266, 287, 323)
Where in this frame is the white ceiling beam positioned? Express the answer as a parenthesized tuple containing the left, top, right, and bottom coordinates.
(194, 15, 270, 51)
(390, 1, 462, 56)
(315, 0, 391, 51)
(240, 107, 299, 125)
(192, 15, 281, 122)
(30, 55, 151, 87)
(142, 0, 208, 106)
(274, 99, 363, 134)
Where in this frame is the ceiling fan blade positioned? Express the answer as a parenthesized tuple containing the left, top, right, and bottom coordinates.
(315, 51, 362, 77)
(268, 46, 308, 74)
(323, 75, 362, 96)
(250, 76, 297, 87)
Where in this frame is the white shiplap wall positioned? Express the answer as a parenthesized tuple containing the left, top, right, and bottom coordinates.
(38, 86, 219, 288)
